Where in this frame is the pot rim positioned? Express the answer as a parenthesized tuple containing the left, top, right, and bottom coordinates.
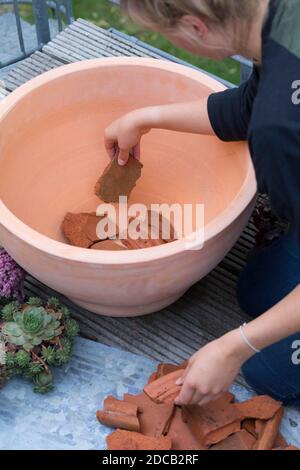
(0, 57, 257, 265)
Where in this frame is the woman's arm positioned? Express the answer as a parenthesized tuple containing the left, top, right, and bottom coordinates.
(175, 284, 300, 406)
(104, 97, 214, 165)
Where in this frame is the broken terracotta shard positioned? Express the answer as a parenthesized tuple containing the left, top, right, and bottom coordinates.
(210, 429, 256, 451)
(143, 369, 184, 404)
(91, 239, 127, 251)
(183, 395, 242, 446)
(95, 155, 143, 203)
(254, 407, 284, 450)
(107, 429, 172, 451)
(124, 392, 175, 437)
(96, 395, 140, 432)
(120, 209, 177, 250)
(155, 361, 189, 380)
(168, 407, 208, 451)
(274, 432, 288, 448)
(62, 212, 107, 248)
(234, 395, 282, 420)
(242, 419, 257, 438)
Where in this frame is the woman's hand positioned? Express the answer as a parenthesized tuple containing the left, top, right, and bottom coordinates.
(175, 329, 254, 407)
(104, 99, 214, 166)
(104, 109, 153, 166)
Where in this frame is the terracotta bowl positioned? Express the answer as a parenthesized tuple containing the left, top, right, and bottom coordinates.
(0, 58, 256, 317)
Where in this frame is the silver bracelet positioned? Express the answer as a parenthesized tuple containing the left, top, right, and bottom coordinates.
(239, 323, 261, 354)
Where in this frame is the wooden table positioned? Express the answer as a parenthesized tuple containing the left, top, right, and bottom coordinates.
(0, 19, 255, 386)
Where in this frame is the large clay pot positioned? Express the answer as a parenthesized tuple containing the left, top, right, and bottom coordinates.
(0, 58, 256, 316)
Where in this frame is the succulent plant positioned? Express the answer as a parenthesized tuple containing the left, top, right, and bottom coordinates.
(60, 305, 71, 320)
(3, 306, 63, 350)
(5, 351, 16, 368)
(34, 371, 53, 394)
(28, 361, 44, 377)
(54, 347, 71, 366)
(1, 301, 20, 322)
(42, 346, 56, 366)
(0, 297, 79, 393)
(15, 350, 31, 368)
(47, 297, 61, 310)
(27, 297, 44, 307)
(64, 318, 80, 338)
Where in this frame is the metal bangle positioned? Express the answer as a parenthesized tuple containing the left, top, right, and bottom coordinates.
(239, 323, 261, 354)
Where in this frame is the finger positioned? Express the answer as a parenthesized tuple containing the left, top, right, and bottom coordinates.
(118, 148, 130, 166)
(105, 140, 118, 160)
(187, 388, 205, 405)
(133, 143, 141, 161)
(175, 382, 196, 406)
(197, 394, 218, 407)
(175, 365, 190, 386)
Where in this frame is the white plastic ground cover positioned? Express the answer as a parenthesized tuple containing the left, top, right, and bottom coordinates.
(0, 337, 299, 450)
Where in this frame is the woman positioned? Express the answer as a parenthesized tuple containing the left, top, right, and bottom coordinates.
(105, 0, 300, 407)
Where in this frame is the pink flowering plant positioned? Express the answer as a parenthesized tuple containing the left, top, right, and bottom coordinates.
(0, 248, 26, 302)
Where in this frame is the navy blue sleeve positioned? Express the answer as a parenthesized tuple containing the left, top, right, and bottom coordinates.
(207, 67, 259, 142)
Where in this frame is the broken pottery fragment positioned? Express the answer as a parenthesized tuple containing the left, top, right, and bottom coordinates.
(153, 361, 189, 381)
(122, 237, 166, 250)
(91, 239, 127, 251)
(95, 156, 143, 203)
(143, 370, 184, 404)
(255, 419, 265, 437)
(147, 372, 157, 384)
(124, 392, 175, 437)
(254, 407, 284, 450)
(107, 429, 172, 451)
(242, 419, 257, 438)
(120, 209, 177, 250)
(234, 395, 282, 420)
(183, 395, 242, 446)
(274, 432, 288, 448)
(168, 407, 208, 451)
(62, 212, 108, 248)
(210, 429, 256, 451)
(96, 395, 140, 432)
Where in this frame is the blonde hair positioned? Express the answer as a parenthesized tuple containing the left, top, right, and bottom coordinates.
(121, 0, 260, 31)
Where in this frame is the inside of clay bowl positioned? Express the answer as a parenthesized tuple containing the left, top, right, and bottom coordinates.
(0, 59, 251, 245)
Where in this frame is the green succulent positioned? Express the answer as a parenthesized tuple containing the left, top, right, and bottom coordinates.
(34, 371, 53, 394)
(48, 297, 61, 310)
(1, 301, 20, 322)
(27, 297, 44, 307)
(54, 347, 72, 366)
(7, 365, 23, 377)
(42, 346, 56, 366)
(60, 305, 70, 320)
(3, 307, 63, 350)
(28, 361, 44, 377)
(15, 350, 31, 368)
(5, 351, 16, 368)
(60, 337, 72, 354)
(64, 319, 80, 338)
